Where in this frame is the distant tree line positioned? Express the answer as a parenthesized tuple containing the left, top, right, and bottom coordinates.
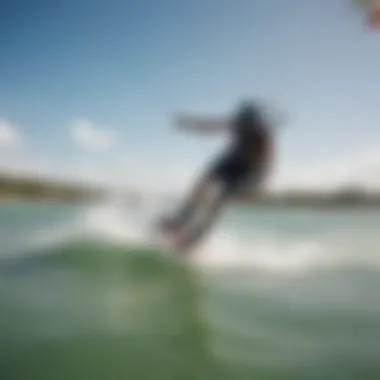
(0, 174, 106, 202)
(1, 173, 380, 207)
(244, 186, 380, 207)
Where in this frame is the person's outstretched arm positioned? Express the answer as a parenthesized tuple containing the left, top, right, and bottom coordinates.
(172, 113, 231, 135)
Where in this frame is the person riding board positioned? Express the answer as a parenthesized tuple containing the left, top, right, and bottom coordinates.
(159, 100, 276, 252)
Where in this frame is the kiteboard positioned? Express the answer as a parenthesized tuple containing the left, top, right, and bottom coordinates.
(149, 213, 199, 256)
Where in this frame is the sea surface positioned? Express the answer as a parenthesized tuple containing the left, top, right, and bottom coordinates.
(0, 199, 380, 380)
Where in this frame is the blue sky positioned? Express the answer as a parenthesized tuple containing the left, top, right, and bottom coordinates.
(0, 0, 379, 191)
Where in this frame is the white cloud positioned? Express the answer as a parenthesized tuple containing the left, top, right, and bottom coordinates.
(0, 151, 50, 179)
(17, 145, 380, 196)
(60, 154, 198, 194)
(1, 114, 380, 197)
(0, 119, 22, 148)
(70, 118, 116, 152)
(0, 119, 51, 178)
(270, 146, 380, 193)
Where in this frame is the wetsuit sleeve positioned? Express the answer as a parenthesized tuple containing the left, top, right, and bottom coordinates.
(173, 114, 230, 134)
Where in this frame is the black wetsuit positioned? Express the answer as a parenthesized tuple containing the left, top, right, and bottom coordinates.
(209, 121, 267, 196)
(158, 116, 269, 249)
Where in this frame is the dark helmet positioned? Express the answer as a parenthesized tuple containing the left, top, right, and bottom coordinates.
(233, 100, 264, 127)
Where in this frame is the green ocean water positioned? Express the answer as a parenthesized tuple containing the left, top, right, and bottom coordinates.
(0, 201, 380, 380)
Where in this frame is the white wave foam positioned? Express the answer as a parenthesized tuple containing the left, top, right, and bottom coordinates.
(192, 232, 325, 275)
(79, 203, 145, 243)
(15, 198, 380, 275)
(195, 230, 380, 275)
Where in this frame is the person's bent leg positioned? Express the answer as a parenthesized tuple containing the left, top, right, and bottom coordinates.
(175, 183, 229, 251)
(173, 172, 217, 225)
(159, 171, 218, 237)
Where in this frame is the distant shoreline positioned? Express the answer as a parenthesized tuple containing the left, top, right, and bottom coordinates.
(1, 173, 380, 208)
(2, 195, 380, 210)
